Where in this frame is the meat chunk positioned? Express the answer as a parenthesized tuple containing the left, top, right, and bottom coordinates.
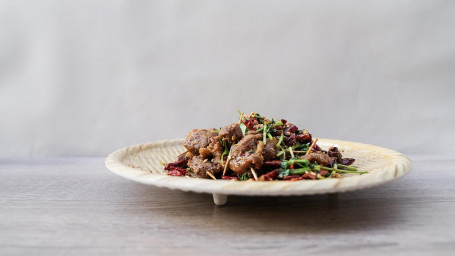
(207, 139, 223, 159)
(327, 147, 342, 162)
(183, 129, 218, 154)
(187, 156, 222, 178)
(198, 148, 212, 159)
(327, 146, 355, 165)
(217, 123, 243, 145)
(296, 130, 312, 144)
(300, 152, 330, 166)
(263, 138, 278, 160)
(228, 134, 264, 174)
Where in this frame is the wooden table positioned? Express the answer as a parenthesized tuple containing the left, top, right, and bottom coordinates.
(1, 155, 454, 255)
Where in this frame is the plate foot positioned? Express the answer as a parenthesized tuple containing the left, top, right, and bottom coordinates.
(212, 194, 228, 205)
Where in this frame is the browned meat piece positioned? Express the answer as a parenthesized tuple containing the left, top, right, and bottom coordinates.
(187, 155, 223, 178)
(327, 147, 342, 162)
(327, 147, 355, 165)
(296, 130, 312, 144)
(300, 152, 330, 166)
(199, 148, 212, 159)
(228, 134, 264, 174)
(217, 123, 243, 145)
(183, 129, 218, 154)
(263, 138, 278, 160)
(207, 139, 223, 159)
(246, 130, 260, 135)
(185, 151, 195, 159)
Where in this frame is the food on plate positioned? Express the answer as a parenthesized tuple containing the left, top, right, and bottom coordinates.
(164, 111, 367, 181)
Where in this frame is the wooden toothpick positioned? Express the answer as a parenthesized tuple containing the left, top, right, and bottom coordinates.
(223, 156, 231, 176)
(250, 167, 258, 181)
(306, 138, 318, 155)
(207, 171, 217, 180)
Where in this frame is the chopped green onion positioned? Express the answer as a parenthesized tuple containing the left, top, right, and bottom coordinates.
(239, 172, 249, 181)
(318, 165, 368, 174)
(220, 141, 229, 165)
(263, 124, 267, 144)
(337, 164, 359, 171)
(289, 147, 294, 158)
(289, 167, 310, 175)
(277, 132, 284, 146)
(240, 123, 248, 136)
(284, 159, 309, 165)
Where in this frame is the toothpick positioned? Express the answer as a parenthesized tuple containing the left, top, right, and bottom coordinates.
(223, 156, 231, 176)
(306, 138, 318, 155)
(207, 171, 217, 180)
(250, 167, 258, 181)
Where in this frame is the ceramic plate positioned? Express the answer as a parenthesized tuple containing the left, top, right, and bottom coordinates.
(105, 139, 411, 205)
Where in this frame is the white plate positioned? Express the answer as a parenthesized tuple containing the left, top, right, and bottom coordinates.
(105, 138, 411, 205)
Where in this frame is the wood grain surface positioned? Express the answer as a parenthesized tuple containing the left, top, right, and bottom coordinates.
(1, 156, 454, 256)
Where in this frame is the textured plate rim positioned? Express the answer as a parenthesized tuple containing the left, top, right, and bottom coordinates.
(105, 138, 412, 196)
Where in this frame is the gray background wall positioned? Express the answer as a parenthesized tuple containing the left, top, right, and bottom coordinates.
(1, 0, 454, 157)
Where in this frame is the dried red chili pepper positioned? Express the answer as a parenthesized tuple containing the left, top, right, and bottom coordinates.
(222, 175, 237, 180)
(341, 158, 355, 166)
(264, 160, 282, 167)
(283, 175, 301, 180)
(258, 170, 279, 181)
(167, 167, 187, 176)
(164, 158, 187, 170)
